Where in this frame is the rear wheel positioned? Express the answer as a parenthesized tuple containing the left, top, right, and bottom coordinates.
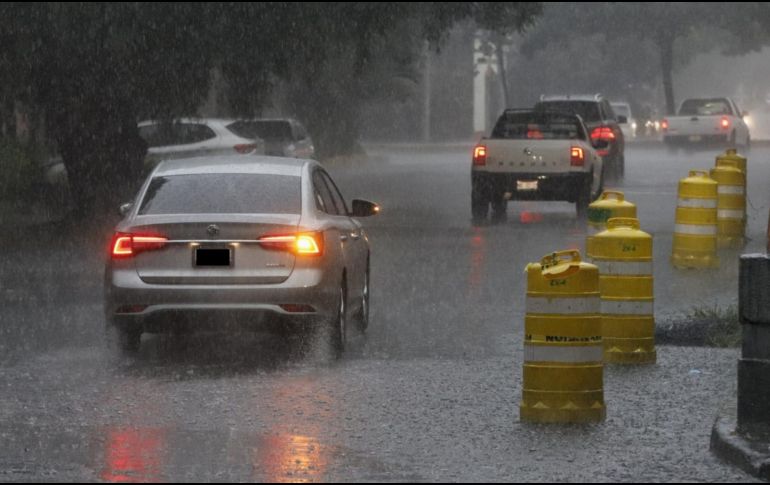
(471, 176, 490, 223)
(355, 264, 370, 333)
(576, 176, 592, 220)
(325, 284, 347, 359)
(490, 188, 507, 223)
(106, 323, 141, 355)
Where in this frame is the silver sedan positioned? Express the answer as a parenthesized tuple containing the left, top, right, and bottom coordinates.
(104, 156, 379, 357)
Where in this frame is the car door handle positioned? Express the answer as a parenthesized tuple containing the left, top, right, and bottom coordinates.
(340, 234, 349, 242)
(350, 231, 361, 241)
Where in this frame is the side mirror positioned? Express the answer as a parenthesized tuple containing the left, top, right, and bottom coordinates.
(351, 199, 380, 218)
(592, 138, 610, 150)
(119, 203, 133, 217)
(617, 115, 628, 124)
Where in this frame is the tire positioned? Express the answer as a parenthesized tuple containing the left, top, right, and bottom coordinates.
(617, 154, 625, 179)
(355, 263, 370, 333)
(729, 131, 737, 148)
(471, 175, 490, 222)
(106, 323, 141, 355)
(326, 284, 347, 359)
(576, 176, 591, 220)
(490, 189, 507, 223)
(592, 168, 605, 201)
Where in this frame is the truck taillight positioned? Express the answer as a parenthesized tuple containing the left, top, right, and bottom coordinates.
(661, 119, 669, 132)
(473, 145, 487, 166)
(570, 146, 585, 167)
(111, 233, 168, 259)
(721, 116, 730, 130)
(234, 143, 258, 154)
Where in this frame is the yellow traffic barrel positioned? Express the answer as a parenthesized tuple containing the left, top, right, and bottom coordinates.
(521, 250, 605, 424)
(711, 159, 747, 249)
(591, 218, 655, 364)
(672, 171, 719, 269)
(587, 191, 637, 258)
(716, 148, 747, 175)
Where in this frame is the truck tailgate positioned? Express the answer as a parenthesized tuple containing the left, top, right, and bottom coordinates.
(483, 139, 577, 173)
(666, 116, 727, 137)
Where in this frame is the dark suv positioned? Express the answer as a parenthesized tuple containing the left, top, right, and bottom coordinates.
(535, 94, 625, 180)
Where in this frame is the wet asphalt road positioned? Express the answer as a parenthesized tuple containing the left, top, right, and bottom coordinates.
(0, 143, 768, 482)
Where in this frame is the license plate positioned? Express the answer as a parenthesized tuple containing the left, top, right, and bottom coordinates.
(195, 248, 232, 267)
(517, 180, 538, 191)
(689, 135, 702, 142)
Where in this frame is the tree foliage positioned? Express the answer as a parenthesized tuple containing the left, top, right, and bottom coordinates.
(0, 2, 543, 213)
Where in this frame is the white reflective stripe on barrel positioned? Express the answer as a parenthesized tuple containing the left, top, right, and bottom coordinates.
(678, 198, 718, 209)
(718, 186, 745, 195)
(593, 260, 653, 276)
(526, 296, 600, 315)
(524, 344, 604, 363)
(601, 300, 654, 316)
(717, 209, 746, 220)
(675, 224, 718, 236)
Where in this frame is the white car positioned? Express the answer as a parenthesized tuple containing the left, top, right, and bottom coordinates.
(611, 102, 637, 140)
(138, 118, 266, 162)
(226, 118, 315, 159)
(662, 98, 750, 148)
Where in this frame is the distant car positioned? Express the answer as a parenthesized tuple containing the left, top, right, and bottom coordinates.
(471, 109, 604, 221)
(138, 118, 266, 164)
(226, 118, 315, 159)
(611, 102, 637, 140)
(104, 156, 379, 357)
(536, 94, 625, 179)
(662, 97, 750, 148)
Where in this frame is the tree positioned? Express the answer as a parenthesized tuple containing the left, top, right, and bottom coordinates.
(0, 2, 544, 214)
(520, 3, 770, 115)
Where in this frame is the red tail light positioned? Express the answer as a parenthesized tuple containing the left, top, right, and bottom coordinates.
(590, 126, 616, 141)
(473, 145, 487, 166)
(661, 119, 669, 132)
(234, 144, 258, 154)
(721, 116, 730, 130)
(570, 146, 585, 167)
(258, 233, 323, 256)
(527, 129, 544, 140)
(111, 233, 168, 259)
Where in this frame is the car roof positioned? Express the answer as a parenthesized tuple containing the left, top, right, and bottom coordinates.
(152, 156, 312, 178)
(138, 118, 238, 128)
(539, 94, 604, 103)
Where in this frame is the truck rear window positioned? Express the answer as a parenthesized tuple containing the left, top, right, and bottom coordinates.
(679, 99, 733, 116)
(491, 112, 585, 140)
(535, 101, 602, 123)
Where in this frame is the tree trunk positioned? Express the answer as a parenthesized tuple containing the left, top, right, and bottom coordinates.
(494, 35, 510, 109)
(54, 103, 146, 217)
(659, 36, 676, 116)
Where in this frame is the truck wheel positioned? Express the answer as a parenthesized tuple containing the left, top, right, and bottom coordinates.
(471, 177, 490, 222)
(491, 189, 507, 223)
(576, 177, 591, 220)
(618, 154, 625, 179)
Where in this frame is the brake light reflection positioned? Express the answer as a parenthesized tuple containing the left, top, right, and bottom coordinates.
(101, 428, 166, 483)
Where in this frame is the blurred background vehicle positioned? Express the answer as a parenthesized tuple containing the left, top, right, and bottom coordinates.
(138, 118, 266, 163)
(611, 102, 637, 140)
(662, 97, 750, 148)
(535, 94, 625, 179)
(226, 118, 315, 159)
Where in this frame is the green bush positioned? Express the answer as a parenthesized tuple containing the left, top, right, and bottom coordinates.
(0, 138, 41, 203)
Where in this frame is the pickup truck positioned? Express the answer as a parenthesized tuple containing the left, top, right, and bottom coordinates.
(471, 109, 605, 223)
(662, 97, 750, 148)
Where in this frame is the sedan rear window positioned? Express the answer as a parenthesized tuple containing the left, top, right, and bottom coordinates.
(138, 174, 301, 215)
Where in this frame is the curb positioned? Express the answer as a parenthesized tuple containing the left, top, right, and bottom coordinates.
(711, 404, 770, 481)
